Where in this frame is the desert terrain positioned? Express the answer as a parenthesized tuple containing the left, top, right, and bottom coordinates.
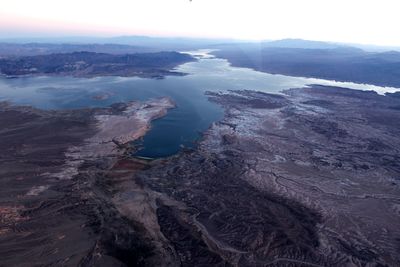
(1, 85, 399, 266)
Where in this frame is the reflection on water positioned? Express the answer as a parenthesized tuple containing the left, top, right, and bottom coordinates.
(0, 50, 399, 157)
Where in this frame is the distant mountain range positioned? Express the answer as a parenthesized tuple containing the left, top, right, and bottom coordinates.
(1, 37, 399, 87)
(0, 35, 241, 54)
(1, 36, 398, 52)
(0, 51, 195, 78)
(258, 38, 400, 52)
(261, 39, 346, 49)
(0, 43, 159, 57)
(213, 43, 400, 88)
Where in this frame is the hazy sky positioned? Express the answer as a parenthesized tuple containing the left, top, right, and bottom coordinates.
(1, 0, 400, 46)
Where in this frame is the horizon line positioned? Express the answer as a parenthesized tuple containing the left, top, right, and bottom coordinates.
(0, 34, 400, 49)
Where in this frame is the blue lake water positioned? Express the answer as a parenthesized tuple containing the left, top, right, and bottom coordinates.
(1, 50, 399, 158)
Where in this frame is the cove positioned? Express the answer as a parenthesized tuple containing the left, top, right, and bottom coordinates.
(0, 50, 399, 158)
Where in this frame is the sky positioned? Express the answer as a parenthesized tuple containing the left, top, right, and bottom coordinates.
(0, 0, 400, 46)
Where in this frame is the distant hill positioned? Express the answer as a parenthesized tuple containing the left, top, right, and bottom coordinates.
(0, 51, 195, 78)
(0, 36, 240, 55)
(260, 39, 400, 52)
(0, 43, 157, 57)
(213, 44, 400, 88)
(214, 38, 400, 53)
(261, 38, 345, 49)
(1, 36, 399, 56)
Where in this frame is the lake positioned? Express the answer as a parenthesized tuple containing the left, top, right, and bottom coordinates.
(1, 50, 399, 157)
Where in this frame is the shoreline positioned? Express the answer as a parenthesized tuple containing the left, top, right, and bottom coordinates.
(0, 97, 176, 266)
